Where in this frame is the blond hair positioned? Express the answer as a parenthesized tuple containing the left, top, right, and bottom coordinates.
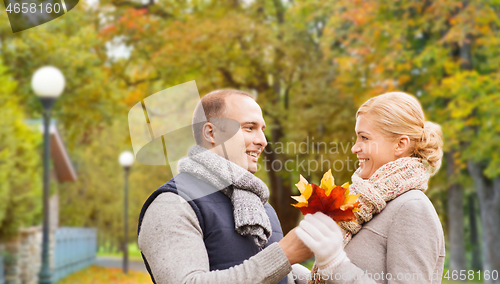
(356, 92, 443, 174)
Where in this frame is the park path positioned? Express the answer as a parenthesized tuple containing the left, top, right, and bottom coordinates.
(95, 256, 148, 273)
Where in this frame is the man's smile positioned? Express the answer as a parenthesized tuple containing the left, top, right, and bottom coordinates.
(246, 150, 260, 161)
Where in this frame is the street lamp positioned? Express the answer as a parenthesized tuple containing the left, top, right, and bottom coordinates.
(119, 151, 134, 274)
(32, 66, 65, 284)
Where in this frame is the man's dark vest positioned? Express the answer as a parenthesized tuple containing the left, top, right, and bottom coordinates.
(138, 172, 288, 284)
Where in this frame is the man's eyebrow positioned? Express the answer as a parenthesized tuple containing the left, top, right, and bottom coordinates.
(241, 121, 257, 125)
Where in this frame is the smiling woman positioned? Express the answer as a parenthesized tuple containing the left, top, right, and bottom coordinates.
(354, 92, 443, 177)
(292, 92, 446, 284)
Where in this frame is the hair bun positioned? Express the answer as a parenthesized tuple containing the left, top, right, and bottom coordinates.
(414, 121, 443, 174)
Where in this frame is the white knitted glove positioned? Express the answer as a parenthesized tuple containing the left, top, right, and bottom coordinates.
(295, 212, 349, 272)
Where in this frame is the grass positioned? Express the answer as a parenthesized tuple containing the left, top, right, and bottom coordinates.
(97, 243, 143, 262)
(301, 259, 315, 270)
(56, 266, 151, 284)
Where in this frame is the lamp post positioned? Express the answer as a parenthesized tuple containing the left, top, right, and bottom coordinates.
(119, 151, 134, 274)
(32, 66, 65, 284)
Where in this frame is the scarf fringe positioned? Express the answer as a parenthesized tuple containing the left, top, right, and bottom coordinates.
(178, 145, 272, 248)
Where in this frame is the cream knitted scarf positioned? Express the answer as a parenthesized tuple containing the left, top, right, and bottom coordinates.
(177, 145, 272, 248)
(309, 157, 431, 284)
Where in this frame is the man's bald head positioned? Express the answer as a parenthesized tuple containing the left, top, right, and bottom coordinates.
(192, 89, 254, 145)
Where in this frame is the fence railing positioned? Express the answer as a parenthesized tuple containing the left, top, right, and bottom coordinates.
(53, 227, 97, 283)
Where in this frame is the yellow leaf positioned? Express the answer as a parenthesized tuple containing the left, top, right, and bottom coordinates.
(340, 192, 361, 211)
(295, 175, 312, 200)
(291, 202, 309, 208)
(320, 169, 336, 196)
(295, 175, 308, 191)
(291, 195, 307, 203)
(292, 175, 313, 207)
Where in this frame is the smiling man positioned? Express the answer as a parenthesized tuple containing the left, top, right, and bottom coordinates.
(193, 90, 265, 174)
(137, 90, 312, 284)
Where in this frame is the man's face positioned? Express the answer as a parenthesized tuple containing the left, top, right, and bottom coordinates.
(211, 95, 267, 174)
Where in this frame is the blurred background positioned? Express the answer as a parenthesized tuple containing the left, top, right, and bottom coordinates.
(0, 0, 499, 283)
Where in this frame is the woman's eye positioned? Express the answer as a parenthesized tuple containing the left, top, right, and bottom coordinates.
(362, 136, 368, 140)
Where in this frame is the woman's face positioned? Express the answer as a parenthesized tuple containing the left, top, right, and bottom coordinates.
(351, 114, 398, 179)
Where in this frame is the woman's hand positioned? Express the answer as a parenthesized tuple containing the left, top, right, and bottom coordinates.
(295, 212, 349, 272)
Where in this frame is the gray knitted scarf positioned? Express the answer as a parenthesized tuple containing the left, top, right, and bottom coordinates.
(177, 145, 272, 248)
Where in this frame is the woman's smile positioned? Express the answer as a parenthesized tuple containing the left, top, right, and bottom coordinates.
(352, 115, 398, 179)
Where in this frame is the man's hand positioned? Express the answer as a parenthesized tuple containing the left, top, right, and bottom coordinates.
(278, 228, 314, 265)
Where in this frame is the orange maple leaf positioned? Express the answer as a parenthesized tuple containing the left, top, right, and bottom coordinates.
(291, 170, 361, 222)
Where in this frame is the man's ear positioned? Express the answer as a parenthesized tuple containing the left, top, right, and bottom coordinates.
(202, 122, 216, 145)
(395, 135, 411, 157)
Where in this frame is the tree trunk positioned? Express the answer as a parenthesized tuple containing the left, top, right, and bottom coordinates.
(265, 0, 301, 233)
(269, 172, 299, 234)
(457, 21, 500, 282)
(468, 193, 482, 270)
(467, 161, 500, 284)
(447, 152, 467, 274)
(264, 127, 300, 234)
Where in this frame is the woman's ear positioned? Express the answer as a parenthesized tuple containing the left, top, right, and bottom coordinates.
(395, 135, 411, 157)
(202, 122, 216, 145)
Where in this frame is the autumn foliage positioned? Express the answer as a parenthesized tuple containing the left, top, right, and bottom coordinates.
(292, 170, 360, 222)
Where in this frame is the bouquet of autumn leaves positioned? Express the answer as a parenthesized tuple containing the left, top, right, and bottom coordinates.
(292, 170, 361, 222)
